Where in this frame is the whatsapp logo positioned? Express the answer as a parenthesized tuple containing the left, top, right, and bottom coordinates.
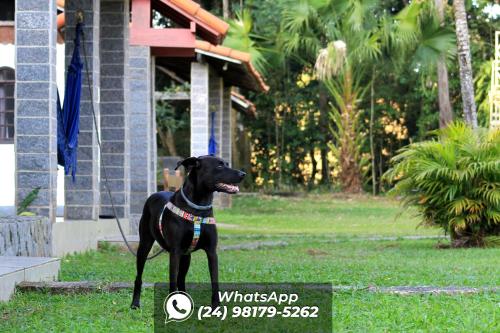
(163, 291, 194, 324)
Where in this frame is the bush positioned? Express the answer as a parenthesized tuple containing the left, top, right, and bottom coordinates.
(384, 122, 500, 247)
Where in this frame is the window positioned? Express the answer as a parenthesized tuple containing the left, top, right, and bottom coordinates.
(0, 0, 14, 22)
(0, 67, 15, 143)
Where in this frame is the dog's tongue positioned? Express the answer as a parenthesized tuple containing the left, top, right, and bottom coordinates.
(216, 183, 239, 193)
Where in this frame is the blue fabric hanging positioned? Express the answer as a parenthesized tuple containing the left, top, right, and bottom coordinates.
(208, 111, 217, 155)
(57, 23, 83, 181)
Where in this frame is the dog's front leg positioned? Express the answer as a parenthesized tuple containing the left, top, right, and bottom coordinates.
(177, 254, 191, 292)
(169, 250, 181, 293)
(206, 250, 220, 308)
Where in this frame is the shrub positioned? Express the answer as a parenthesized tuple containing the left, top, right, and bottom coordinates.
(384, 122, 500, 247)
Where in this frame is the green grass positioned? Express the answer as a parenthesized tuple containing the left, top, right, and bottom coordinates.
(215, 194, 439, 236)
(1, 195, 499, 332)
(58, 238, 500, 287)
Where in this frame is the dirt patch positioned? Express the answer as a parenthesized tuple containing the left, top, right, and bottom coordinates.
(375, 243, 400, 250)
(306, 249, 329, 256)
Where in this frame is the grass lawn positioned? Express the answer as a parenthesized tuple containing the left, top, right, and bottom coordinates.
(1, 195, 499, 332)
(216, 194, 440, 236)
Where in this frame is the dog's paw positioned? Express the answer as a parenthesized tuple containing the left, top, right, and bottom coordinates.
(130, 302, 141, 310)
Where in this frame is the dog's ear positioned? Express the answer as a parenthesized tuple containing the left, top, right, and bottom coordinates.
(175, 157, 200, 172)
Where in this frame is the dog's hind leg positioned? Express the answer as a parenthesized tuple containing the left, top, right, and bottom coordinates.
(177, 254, 191, 292)
(206, 250, 220, 308)
(131, 211, 155, 309)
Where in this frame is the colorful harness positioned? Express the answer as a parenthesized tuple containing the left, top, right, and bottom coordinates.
(158, 201, 216, 253)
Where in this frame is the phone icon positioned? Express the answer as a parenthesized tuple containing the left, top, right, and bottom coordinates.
(164, 291, 194, 323)
(172, 299, 188, 315)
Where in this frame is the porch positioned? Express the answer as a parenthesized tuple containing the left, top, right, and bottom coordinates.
(4, 0, 266, 261)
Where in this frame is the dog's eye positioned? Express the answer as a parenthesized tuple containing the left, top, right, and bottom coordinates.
(217, 164, 224, 169)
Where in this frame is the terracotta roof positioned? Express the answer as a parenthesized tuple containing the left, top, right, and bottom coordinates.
(195, 40, 269, 92)
(57, 13, 65, 30)
(231, 91, 256, 116)
(169, 0, 229, 35)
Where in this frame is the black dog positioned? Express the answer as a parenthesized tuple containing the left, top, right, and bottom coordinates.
(131, 155, 245, 309)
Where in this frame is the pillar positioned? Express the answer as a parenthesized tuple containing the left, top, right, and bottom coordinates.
(150, 58, 157, 194)
(219, 85, 233, 208)
(64, 0, 101, 220)
(129, 46, 153, 234)
(190, 61, 209, 156)
(221, 86, 232, 164)
(99, 0, 130, 218)
(15, 0, 58, 221)
(209, 70, 223, 157)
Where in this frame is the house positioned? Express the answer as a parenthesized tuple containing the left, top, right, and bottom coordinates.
(0, 0, 267, 257)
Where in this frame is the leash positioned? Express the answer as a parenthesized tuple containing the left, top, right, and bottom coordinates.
(79, 21, 163, 260)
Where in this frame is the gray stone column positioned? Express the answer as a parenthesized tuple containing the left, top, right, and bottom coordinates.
(217, 86, 233, 208)
(64, 0, 101, 220)
(128, 46, 153, 234)
(99, 0, 130, 218)
(209, 71, 223, 157)
(150, 57, 157, 194)
(221, 86, 232, 164)
(190, 62, 210, 156)
(15, 0, 58, 221)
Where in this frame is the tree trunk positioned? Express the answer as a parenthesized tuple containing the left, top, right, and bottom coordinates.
(319, 88, 330, 184)
(453, 0, 478, 128)
(435, 0, 453, 128)
(335, 69, 362, 193)
(223, 0, 230, 19)
(309, 148, 317, 187)
(158, 128, 177, 156)
(370, 74, 376, 195)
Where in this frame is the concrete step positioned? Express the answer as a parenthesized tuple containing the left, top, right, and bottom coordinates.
(98, 235, 141, 252)
(0, 256, 60, 301)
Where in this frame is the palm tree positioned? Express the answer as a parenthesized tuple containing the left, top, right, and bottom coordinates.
(279, 0, 455, 192)
(453, 0, 478, 128)
(325, 67, 367, 193)
(223, 10, 268, 73)
(435, 0, 454, 128)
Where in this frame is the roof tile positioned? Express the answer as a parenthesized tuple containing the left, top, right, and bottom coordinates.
(170, 0, 229, 35)
(195, 40, 269, 92)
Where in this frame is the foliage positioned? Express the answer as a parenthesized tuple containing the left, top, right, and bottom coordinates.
(325, 68, 368, 193)
(155, 0, 498, 192)
(17, 187, 40, 215)
(155, 88, 189, 157)
(385, 123, 500, 247)
(223, 10, 268, 73)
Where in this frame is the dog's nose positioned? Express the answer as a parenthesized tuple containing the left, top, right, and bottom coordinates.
(238, 170, 246, 178)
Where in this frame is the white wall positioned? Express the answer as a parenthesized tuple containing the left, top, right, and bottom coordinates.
(0, 44, 15, 209)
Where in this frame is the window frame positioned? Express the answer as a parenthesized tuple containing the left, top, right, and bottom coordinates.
(0, 67, 15, 144)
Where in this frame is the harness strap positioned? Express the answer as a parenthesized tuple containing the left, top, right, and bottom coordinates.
(158, 201, 216, 254)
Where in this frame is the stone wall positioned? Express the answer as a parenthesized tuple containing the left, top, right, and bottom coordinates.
(99, 0, 130, 219)
(0, 216, 52, 257)
(128, 46, 154, 234)
(15, 0, 58, 221)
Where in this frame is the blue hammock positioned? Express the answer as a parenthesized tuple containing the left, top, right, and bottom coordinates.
(57, 23, 83, 181)
(208, 111, 217, 155)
